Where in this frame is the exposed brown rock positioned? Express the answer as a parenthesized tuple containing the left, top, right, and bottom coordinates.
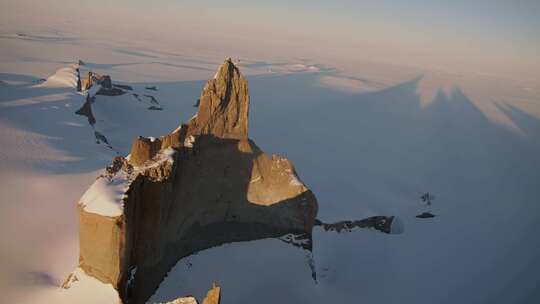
(160, 129, 183, 150)
(74, 59, 318, 304)
(61, 272, 79, 289)
(82, 71, 112, 90)
(163, 297, 198, 304)
(128, 129, 183, 166)
(78, 206, 124, 285)
(187, 58, 250, 140)
(128, 136, 162, 166)
(202, 283, 221, 304)
(159, 284, 219, 304)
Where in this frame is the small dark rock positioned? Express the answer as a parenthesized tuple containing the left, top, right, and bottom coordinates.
(416, 212, 435, 218)
(97, 87, 126, 96)
(148, 106, 163, 111)
(143, 94, 159, 105)
(94, 131, 110, 145)
(132, 93, 142, 101)
(97, 75, 112, 89)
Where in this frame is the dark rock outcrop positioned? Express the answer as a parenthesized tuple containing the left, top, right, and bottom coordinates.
(315, 216, 395, 234)
(82, 71, 126, 95)
(416, 212, 435, 218)
(75, 95, 96, 125)
(82, 71, 112, 90)
(97, 86, 126, 96)
(71, 59, 318, 304)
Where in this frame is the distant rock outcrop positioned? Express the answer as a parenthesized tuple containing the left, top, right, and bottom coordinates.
(67, 59, 318, 304)
(416, 212, 435, 218)
(82, 71, 112, 90)
(82, 71, 126, 96)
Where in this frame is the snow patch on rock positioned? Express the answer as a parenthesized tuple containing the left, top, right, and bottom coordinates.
(184, 135, 196, 148)
(79, 172, 131, 217)
(79, 147, 177, 217)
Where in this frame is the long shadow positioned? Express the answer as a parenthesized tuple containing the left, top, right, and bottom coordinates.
(114, 132, 396, 303)
(247, 72, 540, 217)
(98, 134, 318, 303)
(496, 103, 540, 147)
(237, 73, 540, 304)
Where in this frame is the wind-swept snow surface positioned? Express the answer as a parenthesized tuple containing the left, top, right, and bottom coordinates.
(40, 65, 80, 89)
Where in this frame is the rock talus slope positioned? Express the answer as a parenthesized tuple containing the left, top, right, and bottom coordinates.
(70, 59, 318, 303)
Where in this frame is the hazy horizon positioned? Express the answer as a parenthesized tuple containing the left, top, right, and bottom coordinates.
(1, 0, 539, 80)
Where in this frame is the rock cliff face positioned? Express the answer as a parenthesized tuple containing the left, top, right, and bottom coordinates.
(70, 59, 318, 303)
(188, 59, 250, 140)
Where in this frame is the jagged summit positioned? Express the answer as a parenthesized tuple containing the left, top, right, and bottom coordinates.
(128, 58, 249, 167)
(188, 58, 250, 140)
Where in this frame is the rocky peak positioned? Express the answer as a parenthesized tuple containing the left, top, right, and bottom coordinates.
(187, 58, 249, 140)
(70, 59, 317, 304)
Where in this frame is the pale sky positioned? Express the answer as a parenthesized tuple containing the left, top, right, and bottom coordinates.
(1, 0, 539, 79)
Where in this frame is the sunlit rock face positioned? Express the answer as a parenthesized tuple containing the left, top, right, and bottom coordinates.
(72, 59, 318, 304)
(188, 58, 250, 140)
(81, 71, 112, 90)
